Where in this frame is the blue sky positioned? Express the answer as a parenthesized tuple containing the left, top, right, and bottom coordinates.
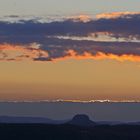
(0, 0, 140, 15)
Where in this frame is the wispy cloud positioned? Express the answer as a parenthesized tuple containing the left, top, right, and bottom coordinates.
(0, 12, 140, 62)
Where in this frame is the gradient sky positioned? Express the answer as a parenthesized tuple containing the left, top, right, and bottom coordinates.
(0, 0, 140, 101)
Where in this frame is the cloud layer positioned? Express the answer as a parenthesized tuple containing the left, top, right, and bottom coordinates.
(0, 12, 140, 62)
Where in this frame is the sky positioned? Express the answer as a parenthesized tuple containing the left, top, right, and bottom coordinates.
(0, 0, 140, 15)
(0, 0, 140, 101)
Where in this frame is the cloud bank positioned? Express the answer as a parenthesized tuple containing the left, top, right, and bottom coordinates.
(0, 12, 140, 62)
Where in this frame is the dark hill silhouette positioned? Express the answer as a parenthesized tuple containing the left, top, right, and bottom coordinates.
(0, 116, 67, 124)
(0, 115, 140, 126)
(67, 114, 96, 126)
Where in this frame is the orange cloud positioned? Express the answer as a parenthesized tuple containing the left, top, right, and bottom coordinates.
(96, 12, 140, 19)
(0, 43, 48, 61)
(52, 50, 140, 62)
(68, 15, 91, 22)
(1, 44, 140, 62)
(0, 44, 92, 62)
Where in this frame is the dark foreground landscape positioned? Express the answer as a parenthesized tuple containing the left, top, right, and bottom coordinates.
(0, 114, 140, 140)
(0, 123, 140, 140)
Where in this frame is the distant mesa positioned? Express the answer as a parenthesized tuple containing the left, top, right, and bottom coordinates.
(0, 114, 96, 126)
(67, 114, 96, 126)
(0, 115, 140, 126)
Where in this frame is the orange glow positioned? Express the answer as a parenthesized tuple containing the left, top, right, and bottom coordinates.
(96, 12, 140, 19)
(1, 44, 140, 62)
(68, 15, 91, 22)
(52, 50, 140, 62)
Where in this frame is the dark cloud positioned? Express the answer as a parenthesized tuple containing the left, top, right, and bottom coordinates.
(0, 12, 140, 62)
(0, 13, 140, 39)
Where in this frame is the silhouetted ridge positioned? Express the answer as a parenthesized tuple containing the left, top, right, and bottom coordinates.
(68, 114, 96, 126)
(0, 116, 67, 124)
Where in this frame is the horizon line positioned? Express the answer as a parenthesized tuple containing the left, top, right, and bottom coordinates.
(0, 99, 140, 103)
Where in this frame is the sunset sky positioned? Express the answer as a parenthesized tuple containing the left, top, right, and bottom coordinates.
(0, 0, 140, 101)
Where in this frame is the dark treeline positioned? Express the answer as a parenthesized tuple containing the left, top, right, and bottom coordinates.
(0, 124, 140, 140)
